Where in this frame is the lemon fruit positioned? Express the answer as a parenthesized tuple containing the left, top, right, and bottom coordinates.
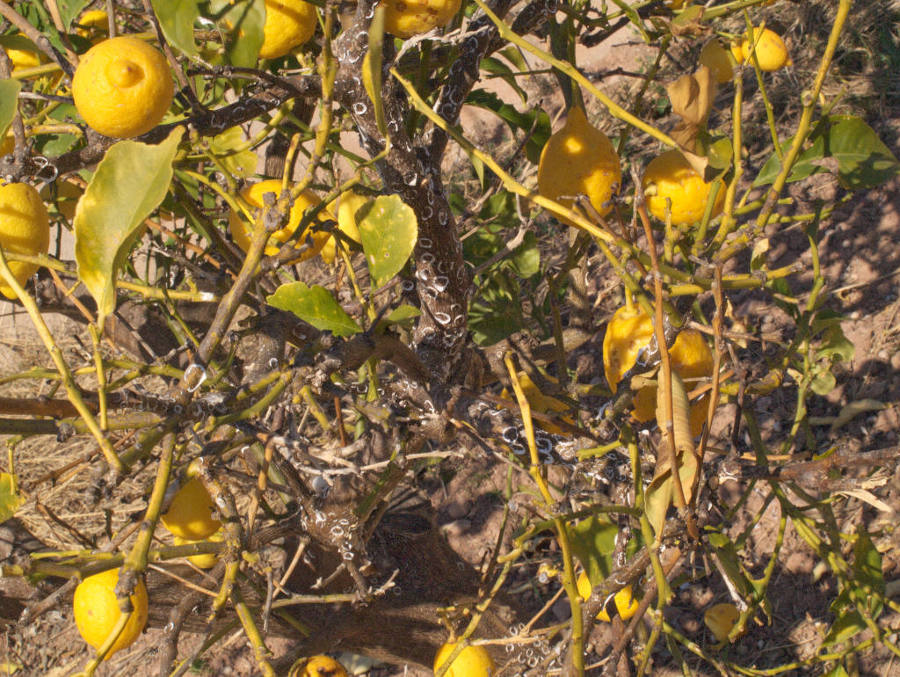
(297, 655, 350, 676)
(699, 40, 733, 84)
(537, 105, 621, 226)
(741, 26, 790, 72)
(75, 9, 110, 40)
(703, 602, 741, 642)
(0, 182, 51, 300)
(603, 304, 714, 437)
(259, 0, 318, 59)
(73, 568, 148, 657)
(576, 571, 640, 623)
(321, 191, 366, 265)
(642, 149, 724, 226)
(71, 36, 174, 138)
(0, 135, 12, 156)
(173, 529, 224, 569)
(4, 35, 43, 73)
(161, 477, 221, 540)
(381, 0, 462, 38)
(434, 642, 495, 677)
(228, 179, 330, 258)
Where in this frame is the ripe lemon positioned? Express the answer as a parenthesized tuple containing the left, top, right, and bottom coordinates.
(161, 477, 221, 540)
(703, 602, 741, 642)
(699, 40, 733, 84)
(4, 35, 43, 72)
(228, 179, 330, 258)
(434, 642, 495, 676)
(296, 655, 349, 676)
(71, 36, 174, 138)
(321, 191, 366, 264)
(576, 571, 640, 622)
(603, 305, 714, 437)
(73, 568, 148, 657)
(537, 105, 621, 226)
(642, 149, 724, 226)
(381, 0, 462, 39)
(259, 0, 318, 59)
(0, 182, 51, 300)
(75, 9, 110, 40)
(173, 529, 224, 569)
(741, 26, 790, 72)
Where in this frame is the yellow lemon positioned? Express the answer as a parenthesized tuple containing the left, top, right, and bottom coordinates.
(576, 571, 640, 622)
(434, 642, 495, 676)
(173, 529, 224, 569)
(603, 305, 714, 436)
(741, 26, 790, 72)
(537, 105, 621, 226)
(381, 0, 462, 39)
(72, 36, 173, 138)
(259, 0, 318, 59)
(75, 9, 110, 40)
(703, 602, 742, 642)
(296, 655, 350, 676)
(228, 180, 331, 258)
(161, 477, 221, 540)
(699, 40, 733, 84)
(642, 149, 724, 226)
(0, 135, 13, 156)
(73, 568, 148, 657)
(0, 182, 51, 300)
(321, 191, 366, 264)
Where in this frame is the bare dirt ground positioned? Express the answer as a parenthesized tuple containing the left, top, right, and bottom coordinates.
(2, 1, 899, 675)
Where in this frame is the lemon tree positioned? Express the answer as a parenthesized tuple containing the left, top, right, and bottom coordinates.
(71, 36, 174, 138)
(0, 182, 50, 299)
(73, 568, 148, 657)
(2, 0, 899, 675)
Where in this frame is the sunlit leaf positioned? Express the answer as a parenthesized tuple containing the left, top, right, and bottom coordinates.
(0, 79, 22, 140)
(151, 0, 199, 56)
(568, 515, 618, 584)
(209, 126, 257, 178)
(267, 282, 362, 337)
(208, 0, 264, 67)
(75, 129, 183, 330)
(0, 473, 23, 523)
(823, 611, 865, 646)
(57, 0, 92, 29)
(358, 194, 417, 288)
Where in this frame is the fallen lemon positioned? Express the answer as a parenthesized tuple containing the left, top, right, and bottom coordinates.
(642, 149, 724, 226)
(538, 105, 621, 226)
(73, 568, 148, 657)
(381, 0, 462, 38)
(704, 602, 742, 642)
(741, 26, 790, 72)
(295, 654, 350, 676)
(0, 182, 51, 300)
(161, 477, 221, 540)
(71, 36, 174, 138)
(576, 571, 640, 622)
(434, 642, 495, 676)
(228, 179, 331, 258)
(603, 304, 714, 437)
(259, 0, 318, 59)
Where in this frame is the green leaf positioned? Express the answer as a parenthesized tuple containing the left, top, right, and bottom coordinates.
(706, 528, 753, 598)
(510, 231, 540, 278)
(208, 0, 264, 67)
(480, 56, 528, 104)
(466, 89, 551, 164)
(823, 666, 850, 677)
(823, 610, 866, 646)
(208, 126, 256, 177)
(568, 515, 618, 584)
(0, 473, 23, 523)
(75, 129, 183, 330)
(0, 79, 21, 141)
(267, 282, 362, 337)
(383, 304, 421, 326)
(810, 368, 836, 396)
(469, 270, 523, 345)
(358, 194, 417, 288)
(753, 116, 900, 189)
(853, 525, 884, 618)
(56, 0, 92, 29)
(151, 0, 199, 56)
